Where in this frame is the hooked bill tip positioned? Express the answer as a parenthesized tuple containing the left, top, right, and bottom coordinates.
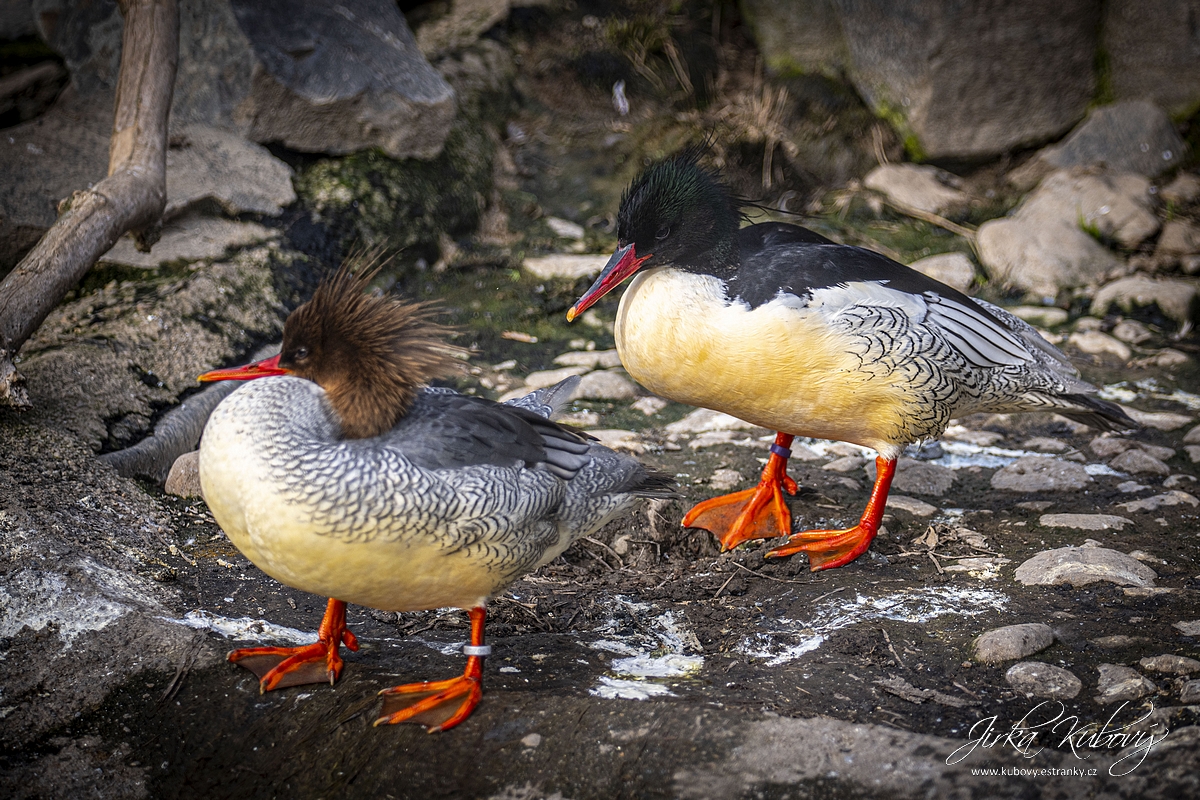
(566, 306, 579, 323)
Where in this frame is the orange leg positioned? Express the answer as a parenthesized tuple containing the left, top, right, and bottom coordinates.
(766, 456, 896, 571)
(228, 598, 360, 692)
(374, 606, 487, 733)
(682, 433, 798, 550)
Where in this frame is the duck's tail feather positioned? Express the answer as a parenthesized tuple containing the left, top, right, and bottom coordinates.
(627, 468, 681, 499)
(507, 376, 581, 419)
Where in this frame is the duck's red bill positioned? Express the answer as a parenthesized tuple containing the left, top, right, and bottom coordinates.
(198, 353, 290, 382)
(566, 243, 651, 322)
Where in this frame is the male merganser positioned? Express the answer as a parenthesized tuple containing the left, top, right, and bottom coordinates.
(567, 148, 1133, 571)
(197, 261, 674, 731)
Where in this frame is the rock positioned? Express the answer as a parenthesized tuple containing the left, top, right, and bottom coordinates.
(1091, 635, 1151, 648)
(1021, 437, 1070, 453)
(543, 216, 586, 241)
(1038, 513, 1131, 531)
(1067, 330, 1132, 361)
(908, 252, 975, 293)
(1007, 306, 1069, 328)
(1162, 173, 1200, 206)
(991, 456, 1092, 492)
(709, 469, 744, 492)
(1111, 319, 1154, 345)
(1182, 681, 1200, 704)
(973, 623, 1055, 663)
(885, 495, 937, 517)
(553, 350, 623, 369)
(164, 125, 297, 218)
(1014, 544, 1157, 588)
(0, 60, 68, 128)
(831, 0, 1098, 159)
(688, 431, 752, 450)
(1186, 425, 1200, 444)
(1157, 220, 1200, 259)
(823, 456, 866, 473)
(522, 254, 607, 281)
(740, 0, 851, 79)
(1091, 276, 1199, 330)
(866, 457, 954, 497)
(1135, 348, 1192, 368)
(1025, 101, 1188, 180)
(1140, 655, 1200, 675)
(941, 426, 1003, 447)
(664, 409, 762, 437)
(413, 0, 511, 58)
(1120, 406, 1192, 431)
(1164, 474, 1197, 489)
(1108, 448, 1171, 475)
(863, 164, 969, 214)
(1118, 491, 1199, 513)
(99, 214, 277, 269)
(630, 396, 669, 416)
(572, 370, 640, 401)
(555, 410, 600, 427)
(164, 451, 203, 498)
(1104, 2, 1200, 117)
(1186, 446, 1200, 463)
(0, 0, 35, 39)
(519, 367, 589, 392)
(1005, 661, 1082, 700)
(1095, 664, 1156, 704)
(1174, 620, 1200, 636)
(583, 429, 644, 454)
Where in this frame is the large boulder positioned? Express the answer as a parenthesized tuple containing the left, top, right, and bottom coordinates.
(828, 0, 1099, 159)
(739, 0, 852, 79)
(1104, 0, 1200, 116)
(32, 0, 455, 159)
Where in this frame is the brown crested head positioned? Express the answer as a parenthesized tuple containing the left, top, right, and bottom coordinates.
(279, 258, 462, 439)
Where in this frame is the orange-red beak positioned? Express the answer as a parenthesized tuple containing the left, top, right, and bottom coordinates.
(566, 243, 651, 322)
(198, 353, 290, 382)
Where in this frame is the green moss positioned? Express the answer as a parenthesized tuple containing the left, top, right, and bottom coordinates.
(874, 99, 927, 162)
(1091, 46, 1115, 108)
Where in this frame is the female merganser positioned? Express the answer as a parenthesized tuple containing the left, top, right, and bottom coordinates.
(197, 261, 674, 732)
(567, 148, 1133, 571)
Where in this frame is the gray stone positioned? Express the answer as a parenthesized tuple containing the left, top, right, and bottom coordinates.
(1105, 1, 1200, 117)
(1021, 437, 1070, 454)
(709, 469, 744, 492)
(1140, 655, 1200, 675)
(863, 164, 969, 214)
(866, 457, 954, 497)
(99, 214, 278, 269)
(1007, 306, 1069, 328)
(941, 427, 1003, 447)
(973, 623, 1055, 663)
(1182, 680, 1200, 703)
(1091, 276, 1200, 329)
(1091, 635, 1151, 648)
(1186, 425, 1200, 445)
(522, 254, 607, 281)
(1175, 620, 1200, 636)
(1136, 348, 1192, 368)
(1108, 448, 1171, 476)
(1121, 406, 1193, 431)
(164, 451, 203, 498)
(1118, 491, 1199, 513)
(1067, 330, 1132, 361)
(885, 495, 937, 517)
(688, 431, 753, 450)
(741, 0, 851, 79)
(1032, 101, 1188, 179)
(824, 456, 867, 473)
(1111, 319, 1154, 345)
(553, 349, 623, 369)
(908, 252, 975, 293)
(1005, 661, 1082, 700)
(584, 429, 644, 454)
(830, 0, 1098, 159)
(164, 125, 296, 218)
(1095, 663, 1156, 704)
(630, 396, 669, 416)
(1162, 173, 1200, 206)
(1038, 513, 1131, 531)
(1164, 474, 1198, 489)
(1157, 220, 1200, 259)
(1014, 544, 1157, 588)
(1186, 446, 1200, 463)
(572, 370, 640, 402)
(664, 409, 763, 437)
(0, 0, 35, 39)
(522, 367, 590, 391)
(991, 456, 1092, 492)
(413, 0, 511, 58)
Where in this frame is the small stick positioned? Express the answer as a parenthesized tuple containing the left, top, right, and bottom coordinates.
(881, 627, 906, 670)
(713, 572, 737, 599)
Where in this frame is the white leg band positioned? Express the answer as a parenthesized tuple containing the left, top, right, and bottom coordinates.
(463, 644, 492, 657)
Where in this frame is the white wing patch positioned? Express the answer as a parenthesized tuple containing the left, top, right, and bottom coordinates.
(801, 281, 1033, 369)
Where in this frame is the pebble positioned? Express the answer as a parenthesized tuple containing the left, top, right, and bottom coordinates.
(941, 426, 1004, 447)
(1016, 500, 1054, 511)
(1139, 655, 1200, 675)
(556, 410, 601, 427)
(1005, 662, 1082, 700)
(1135, 348, 1192, 368)
(1038, 513, 1131, 531)
(630, 396, 669, 416)
(1095, 664, 1156, 704)
(1186, 445, 1200, 463)
(688, 431, 752, 450)
(908, 252, 976, 292)
(553, 349, 623, 369)
(664, 408, 762, 436)
(866, 458, 955, 496)
(520, 732, 543, 748)
(1067, 330, 1132, 361)
(1162, 173, 1200, 205)
(573, 370, 640, 401)
(1116, 481, 1149, 493)
(1118, 490, 1199, 513)
(1111, 319, 1154, 344)
(1164, 474, 1197, 488)
(523, 366, 589, 390)
(1108, 448, 1171, 475)
(973, 623, 1055, 663)
(1090, 437, 1176, 463)
(522, 254, 607, 280)
(823, 455, 866, 473)
(886, 495, 937, 517)
(1175, 620, 1200, 636)
(1181, 681, 1200, 704)
(1184, 424, 1200, 445)
(709, 469, 744, 491)
(584, 429, 644, 453)
(991, 456, 1092, 492)
(1121, 406, 1193, 431)
(544, 216, 585, 240)
(165, 451, 203, 499)
(1008, 306, 1069, 328)
(1021, 437, 1070, 453)
(1092, 276, 1199, 329)
(1014, 543, 1157, 588)
(1091, 635, 1151, 648)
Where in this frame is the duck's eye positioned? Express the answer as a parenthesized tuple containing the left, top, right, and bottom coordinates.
(293, 347, 309, 361)
(655, 224, 670, 240)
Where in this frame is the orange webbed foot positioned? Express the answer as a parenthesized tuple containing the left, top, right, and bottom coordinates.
(229, 598, 359, 692)
(682, 433, 797, 550)
(374, 606, 488, 733)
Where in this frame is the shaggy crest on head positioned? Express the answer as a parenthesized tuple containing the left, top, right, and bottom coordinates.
(281, 257, 462, 438)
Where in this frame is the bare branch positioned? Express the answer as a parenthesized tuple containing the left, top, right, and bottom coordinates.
(0, 0, 179, 408)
